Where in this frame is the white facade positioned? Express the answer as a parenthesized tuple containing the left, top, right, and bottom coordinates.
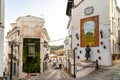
(3, 43, 9, 77)
(72, 0, 111, 65)
(0, 0, 4, 77)
(65, 0, 120, 76)
(6, 15, 50, 78)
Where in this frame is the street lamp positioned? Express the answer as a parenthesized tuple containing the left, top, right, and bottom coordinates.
(8, 41, 19, 80)
(8, 41, 14, 80)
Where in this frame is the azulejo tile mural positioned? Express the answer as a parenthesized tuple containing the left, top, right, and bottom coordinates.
(80, 16, 99, 47)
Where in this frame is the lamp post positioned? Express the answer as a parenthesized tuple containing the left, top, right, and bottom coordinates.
(9, 41, 14, 80)
(9, 41, 18, 80)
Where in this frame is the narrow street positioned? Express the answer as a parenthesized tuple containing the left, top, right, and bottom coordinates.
(15, 60, 120, 80)
(20, 69, 70, 80)
(40, 69, 65, 79)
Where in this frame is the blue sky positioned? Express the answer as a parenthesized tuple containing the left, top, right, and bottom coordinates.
(5, 0, 120, 45)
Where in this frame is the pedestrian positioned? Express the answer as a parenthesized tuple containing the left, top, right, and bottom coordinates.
(85, 45, 91, 61)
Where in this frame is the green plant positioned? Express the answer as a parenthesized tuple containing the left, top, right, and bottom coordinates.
(23, 38, 40, 73)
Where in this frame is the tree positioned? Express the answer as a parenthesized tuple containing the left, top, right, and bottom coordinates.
(50, 45, 64, 54)
(86, 32, 93, 36)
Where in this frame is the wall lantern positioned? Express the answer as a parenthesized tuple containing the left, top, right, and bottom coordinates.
(75, 33, 79, 40)
(100, 29, 103, 38)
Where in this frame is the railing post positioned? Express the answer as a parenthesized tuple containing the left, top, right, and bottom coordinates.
(96, 59, 99, 69)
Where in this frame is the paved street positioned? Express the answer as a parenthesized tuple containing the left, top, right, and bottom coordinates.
(17, 69, 72, 80)
(14, 60, 120, 80)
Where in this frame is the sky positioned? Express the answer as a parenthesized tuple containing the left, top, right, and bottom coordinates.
(5, 0, 120, 46)
(5, 0, 69, 46)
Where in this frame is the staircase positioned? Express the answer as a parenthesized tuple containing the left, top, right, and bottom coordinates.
(76, 60, 96, 78)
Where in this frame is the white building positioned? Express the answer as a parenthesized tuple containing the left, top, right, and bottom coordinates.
(65, 0, 120, 77)
(3, 43, 9, 77)
(0, 0, 5, 77)
(6, 15, 50, 78)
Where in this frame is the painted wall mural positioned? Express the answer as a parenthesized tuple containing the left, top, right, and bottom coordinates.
(80, 16, 99, 47)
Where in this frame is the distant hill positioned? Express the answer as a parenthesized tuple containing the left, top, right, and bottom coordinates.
(50, 45, 64, 55)
(54, 49, 64, 56)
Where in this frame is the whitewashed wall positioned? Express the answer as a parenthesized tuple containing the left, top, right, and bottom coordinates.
(0, 0, 4, 77)
(70, 0, 112, 66)
(109, 0, 120, 55)
(0, 28, 4, 77)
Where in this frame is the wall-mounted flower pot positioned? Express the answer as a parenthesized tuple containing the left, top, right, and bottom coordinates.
(74, 47, 77, 50)
(100, 41, 103, 45)
(97, 49, 100, 53)
(103, 45, 106, 49)
(98, 56, 101, 60)
(77, 56, 80, 59)
(77, 43, 79, 46)
(80, 50, 82, 53)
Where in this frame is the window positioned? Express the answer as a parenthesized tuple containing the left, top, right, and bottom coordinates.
(28, 43, 35, 57)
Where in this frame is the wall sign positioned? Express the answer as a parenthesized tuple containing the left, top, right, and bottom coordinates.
(84, 7, 94, 15)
